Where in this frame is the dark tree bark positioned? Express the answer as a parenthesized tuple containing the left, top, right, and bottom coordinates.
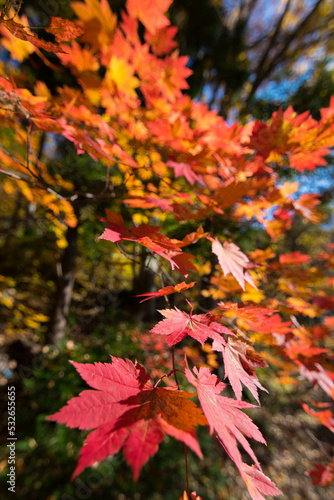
(46, 205, 79, 344)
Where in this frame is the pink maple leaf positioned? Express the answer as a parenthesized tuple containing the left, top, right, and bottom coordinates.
(239, 463, 282, 500)
(212, 337, 268, 403)
(185, 362, 266, 468)
(298, 363, 334, 397)
(167, 161, 205, 186)
(151, 308, 234, 347)
(212, 239, 256, 290)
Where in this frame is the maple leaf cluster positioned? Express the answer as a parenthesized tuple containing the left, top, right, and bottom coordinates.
(1, 0, 333, 240)
(0, 0, 333, 498)
(48, 357, 207, 479)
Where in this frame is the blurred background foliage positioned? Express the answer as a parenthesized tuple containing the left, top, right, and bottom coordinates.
(0, 1, 333, 499)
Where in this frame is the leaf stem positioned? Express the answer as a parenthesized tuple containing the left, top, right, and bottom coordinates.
(184, 442, 189, 499)
(152, 368, 185, 389)
(172, 348, 179, 387)
(172, 349, 189, 497)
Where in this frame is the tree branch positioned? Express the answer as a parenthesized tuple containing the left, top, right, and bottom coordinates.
(247, 0, 325, 100)
(251, 0, 292, 94)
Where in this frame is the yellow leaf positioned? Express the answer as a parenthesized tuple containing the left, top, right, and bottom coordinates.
(71, 0, 117, 49)
(34, 81, 51, 100)
(0, 15, 35, 62)
(132, 213, 149, 225)
(279, 181, 299, 198)
(25, 319, 39, 329)
(33, 313, 49, 322)
(107, 57, 139, 96)
(241, 285, 265, 304)
(0, 296, 14, 309)
(286, 297, 319, 318)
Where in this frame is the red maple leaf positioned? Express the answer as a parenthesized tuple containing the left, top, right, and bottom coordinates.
(249, 121, 277, 159)
(99, 210, 196, 276)
(151, 308, 234, 347)
(306, 460, 334, 487)
(0, 17, 83, 53)
(136, 281, 196, 302)
(44, 17, 84, 43)
(168, 250, 198, 276)
(279, 251, 311, 266)
(185, 362, 266, 469)
(212, 336, 268, 403)
(211, 239, 256, 290)
(47, 357, 206, 479)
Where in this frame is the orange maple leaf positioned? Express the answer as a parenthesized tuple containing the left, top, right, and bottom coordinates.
(135, 281, 196, 302)
(58, 42, 99, 73)
(145, 26, 177, 55)
(302, 402, 334, 432)
(71, 0, 117, 49)
(127, 0, 172, 34)
(279, 251, 311, 266)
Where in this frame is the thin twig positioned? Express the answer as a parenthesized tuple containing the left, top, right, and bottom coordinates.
(305, 429, 332, 459)
(153, 369, 184, 389)
(0, 166, 33, 181)
(0, 144, 27, 169)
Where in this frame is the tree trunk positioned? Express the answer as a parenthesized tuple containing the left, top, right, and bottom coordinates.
(46, 210, 79, 344)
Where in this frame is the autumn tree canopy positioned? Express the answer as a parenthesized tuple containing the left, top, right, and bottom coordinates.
(0, 0, 334, 498)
